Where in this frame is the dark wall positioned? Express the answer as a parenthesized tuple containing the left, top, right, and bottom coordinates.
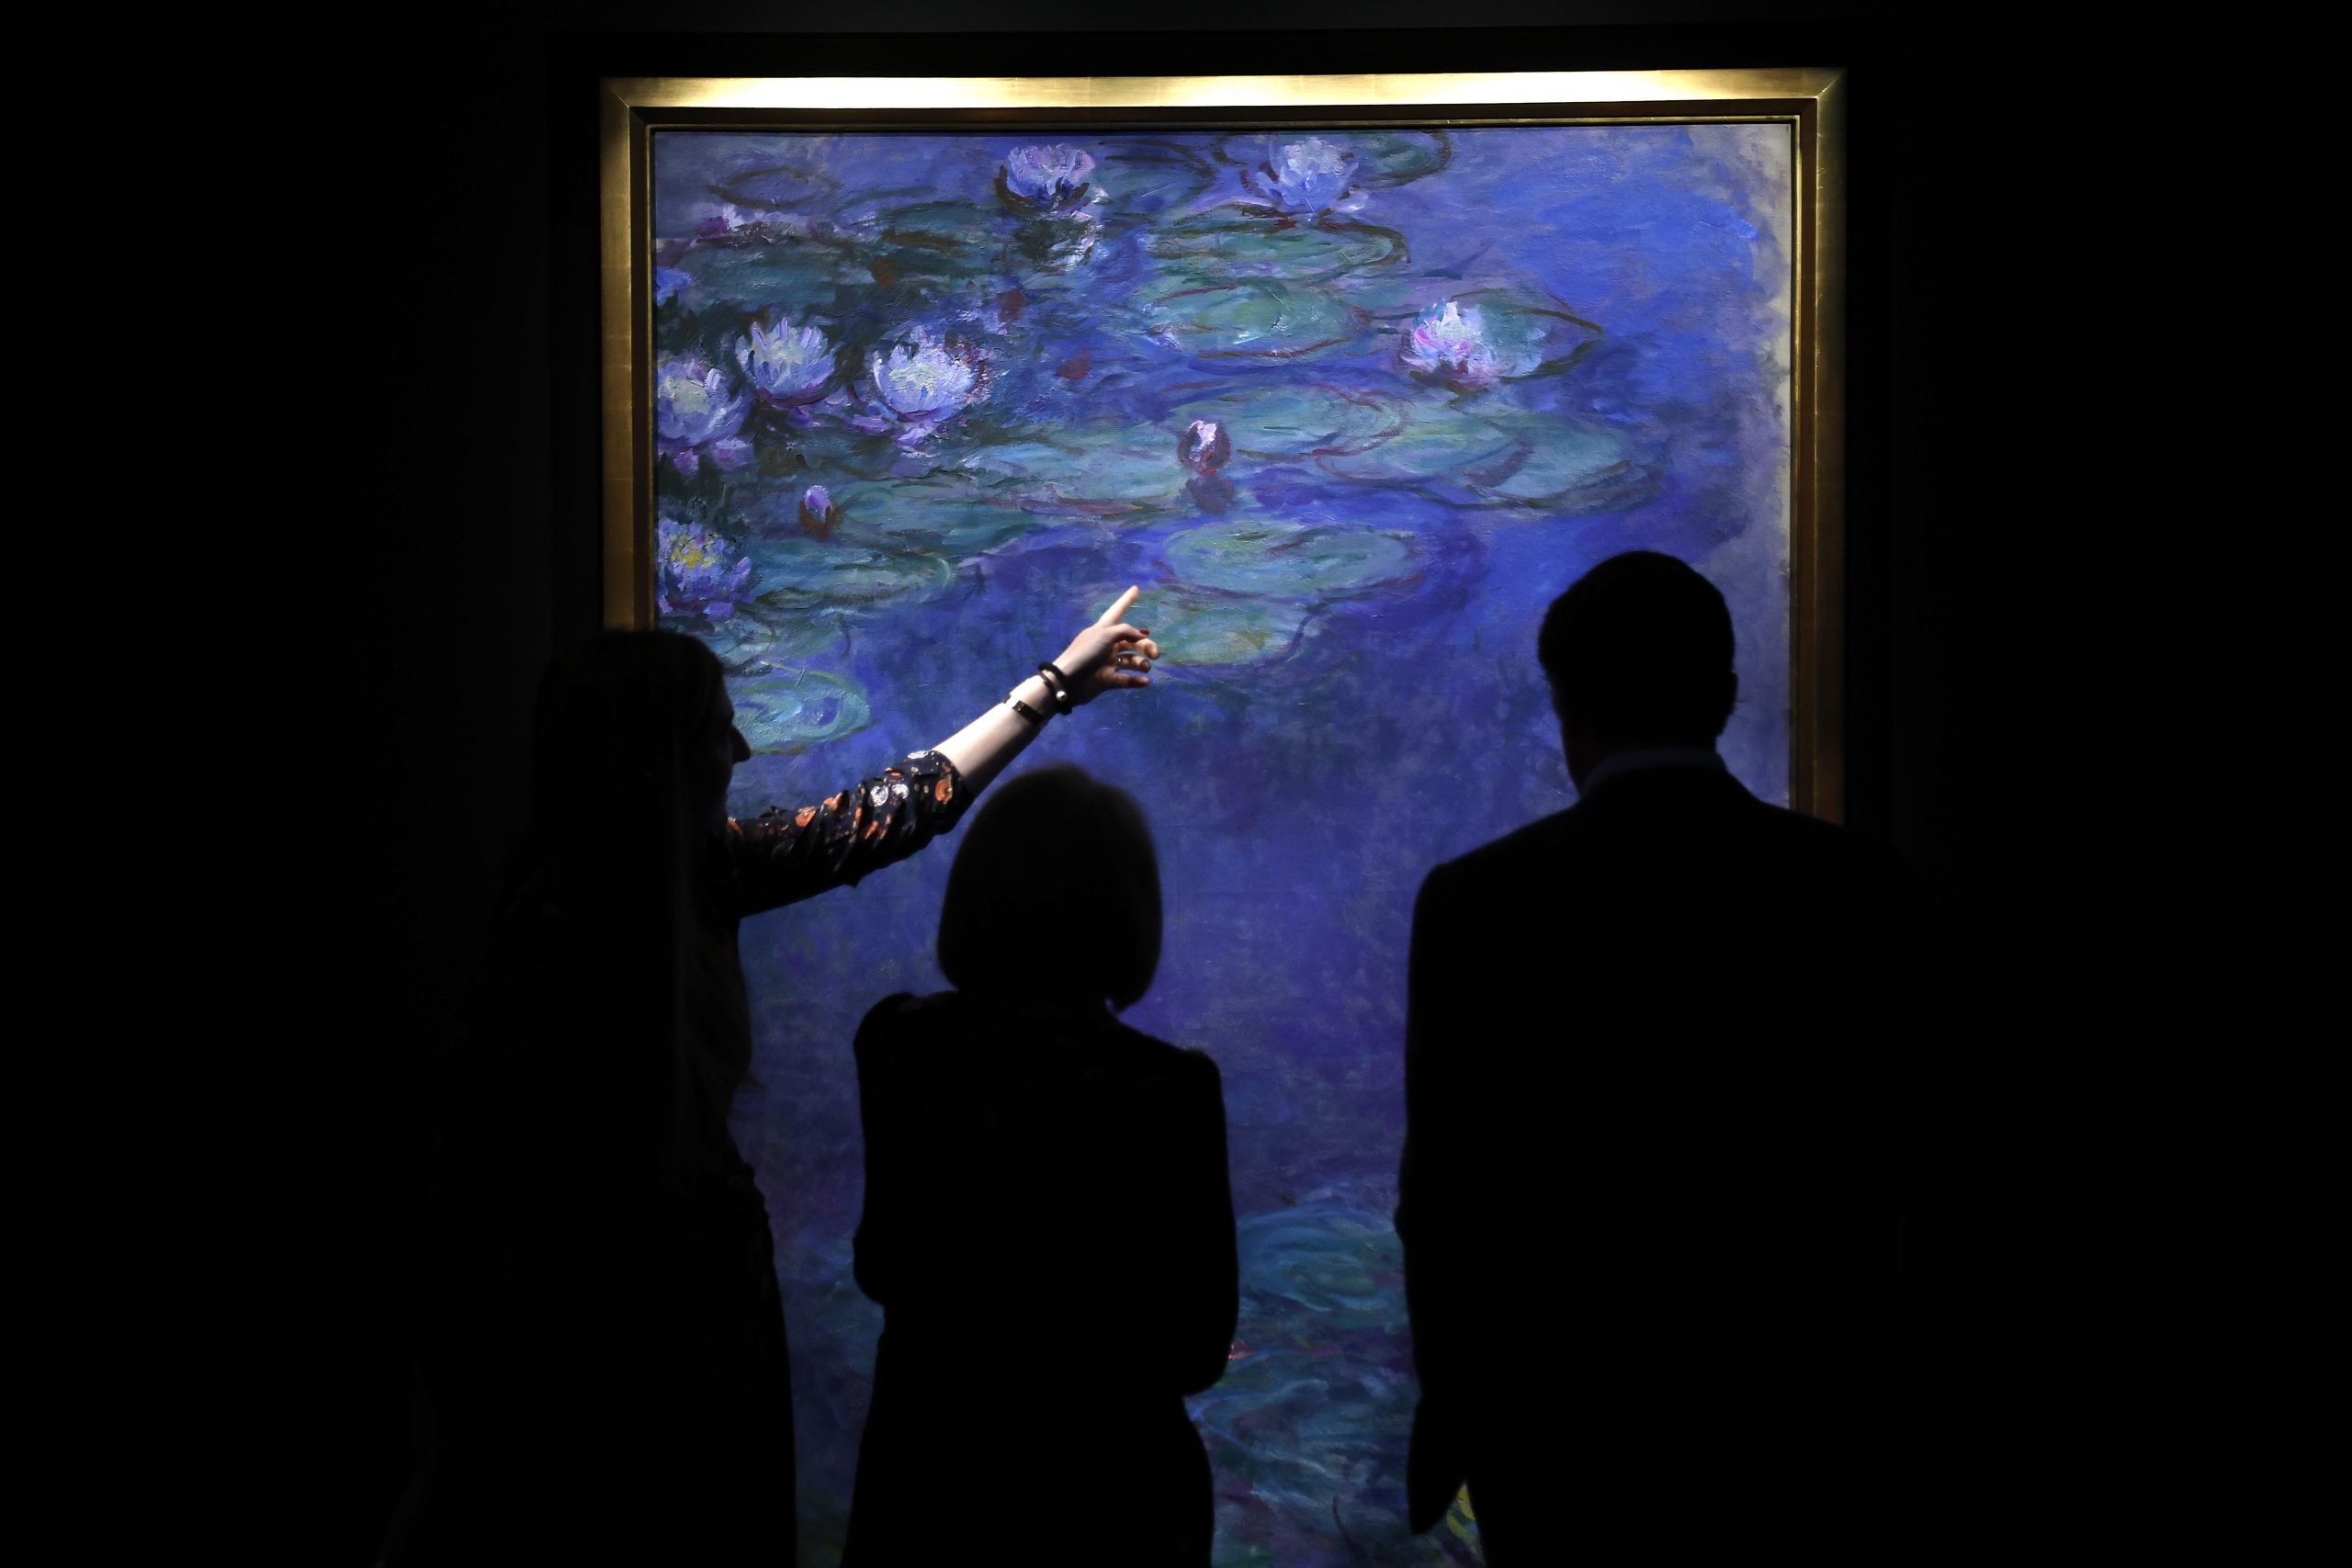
(276, 6, 2177, 1561)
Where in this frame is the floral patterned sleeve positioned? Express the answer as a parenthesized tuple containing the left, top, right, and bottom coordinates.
(724, 749, 970, 918)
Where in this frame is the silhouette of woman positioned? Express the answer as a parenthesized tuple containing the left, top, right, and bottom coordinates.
(842, 764, 1238, 1568)
(383, 592, 1159, 1567)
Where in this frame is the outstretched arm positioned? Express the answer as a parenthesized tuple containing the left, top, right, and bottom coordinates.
(929, 585, 1159, 796)
(727, 588, 1160, 915)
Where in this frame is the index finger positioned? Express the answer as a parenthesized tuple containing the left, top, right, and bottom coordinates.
(1093, 585, 1141, 627)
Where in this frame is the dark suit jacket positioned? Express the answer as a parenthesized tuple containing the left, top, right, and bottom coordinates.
(843, 990, 1238, 1568)
(1396, 764, 2004, 1558)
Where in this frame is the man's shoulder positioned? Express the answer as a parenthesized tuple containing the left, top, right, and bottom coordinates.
(1420, 785, 1912, 898)
(1422, 807, 1584, 899)
(1736, 795, 1912, 880)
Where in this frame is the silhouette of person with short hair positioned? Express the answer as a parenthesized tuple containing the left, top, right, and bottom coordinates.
(1396, 551, 2006, 1563)
(843, 764, 1238, 1568)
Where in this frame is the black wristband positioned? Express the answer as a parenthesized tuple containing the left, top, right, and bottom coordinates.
(1006, 694, 1044, 725)
(1037, 662, 1074, 714)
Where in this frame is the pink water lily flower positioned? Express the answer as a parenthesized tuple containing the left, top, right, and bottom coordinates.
(1400, 300, 1505, 391)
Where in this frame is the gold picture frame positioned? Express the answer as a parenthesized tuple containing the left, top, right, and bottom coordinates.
(598, 68, 1846, 817)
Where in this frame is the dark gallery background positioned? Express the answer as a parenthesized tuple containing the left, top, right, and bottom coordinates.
(265, 5, 2224, 1562)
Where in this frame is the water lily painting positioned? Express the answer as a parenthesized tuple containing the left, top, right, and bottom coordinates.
(634, 100, 1815, 1566)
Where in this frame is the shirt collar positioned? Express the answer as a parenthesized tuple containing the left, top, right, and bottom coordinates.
(1577, 747, 1728, 797)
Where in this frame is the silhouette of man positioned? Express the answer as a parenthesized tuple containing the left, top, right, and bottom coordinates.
(1396, 551, 2005, 1563)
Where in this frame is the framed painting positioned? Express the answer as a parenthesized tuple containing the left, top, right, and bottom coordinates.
(600, 68, 1843, 1565)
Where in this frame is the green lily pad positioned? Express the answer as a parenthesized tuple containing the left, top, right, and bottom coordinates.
(1352, 130, 1453, 188)
(848, 200, 1007, 285)
(945, 440, 1072, 484)
(672, 239, 864, 315)
(1145, 214, 1404, 285)
(708, 163, 841, 210)
(1165, 519, 1417, 600)
(751, 608, 851, 661)
(1091, 139, 1220, 215)
(1238, 1203, 1398, 1322)
(1392, 288, 1605, 385)
(1474, 416, 1638, 505)
(1316, 400, 1521, 486)
(1342, 276, 1456, 321)
(751, 536, 958, 607)
(863, 199, 1001, 250)
(1140, 282, 1364, 362)
(1158, 595, 1314, 668)
(822, 480, 1042, 557)
(1169, 384, 1405, 458)
(949, 430, 1185, 513)
(691, 606, 847, 669)
(747, 420, 904, 485)
(729, 666, 872, 752)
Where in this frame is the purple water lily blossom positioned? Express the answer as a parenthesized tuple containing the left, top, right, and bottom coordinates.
(656, 358, 753, 474)
(1246, 137, 1367, 217)
(1001, 144, 1097, 213)
(655, 516, 754, 621)
(736, 318, 837, 411)
(861, 328, 986, 439)
(1178, 419, 1232, 473)
(1401, 299, 1506, 391)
